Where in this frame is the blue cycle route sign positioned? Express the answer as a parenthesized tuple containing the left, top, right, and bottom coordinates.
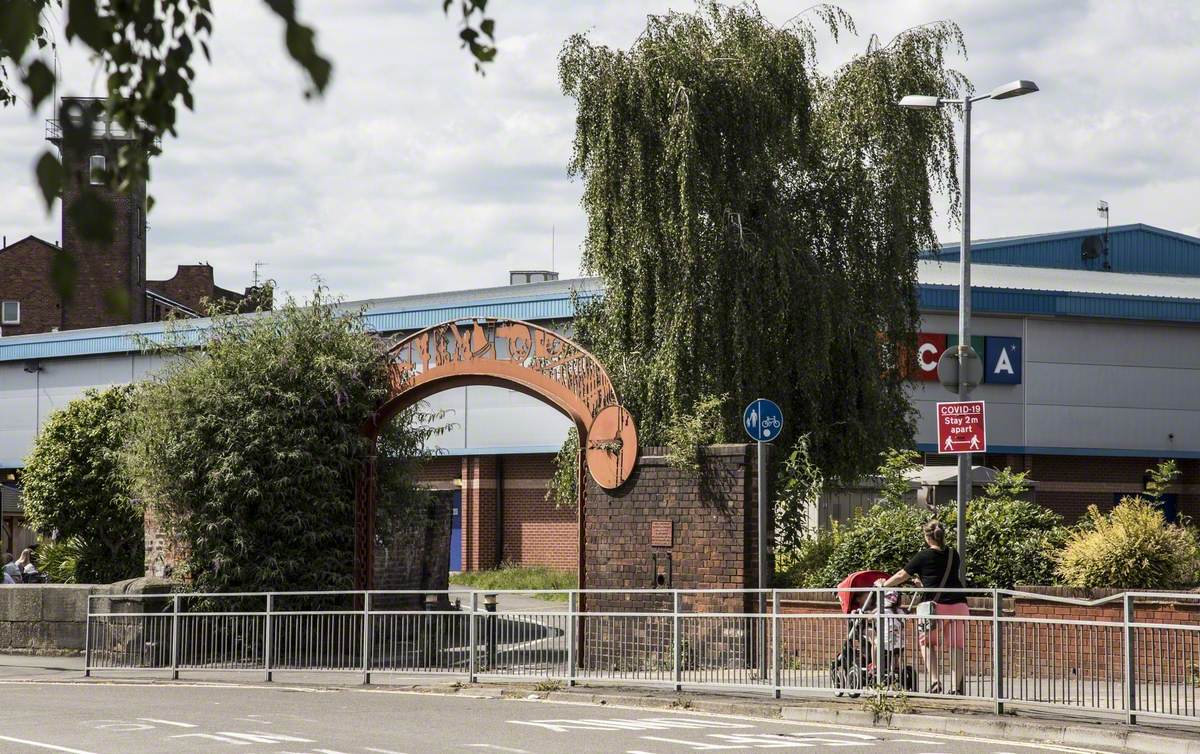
(743, 398, 783, 443)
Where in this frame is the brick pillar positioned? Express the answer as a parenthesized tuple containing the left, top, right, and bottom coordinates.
(584, 444, 762, 613)
(462, 455, 498, 570)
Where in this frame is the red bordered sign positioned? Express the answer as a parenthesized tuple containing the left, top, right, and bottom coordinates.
(936, 400, 986, 454)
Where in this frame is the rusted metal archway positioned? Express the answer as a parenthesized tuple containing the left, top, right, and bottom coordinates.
(354, 318, 638, 589)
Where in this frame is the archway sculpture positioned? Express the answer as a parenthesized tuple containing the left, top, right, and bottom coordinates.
(355, 317, 638, 589)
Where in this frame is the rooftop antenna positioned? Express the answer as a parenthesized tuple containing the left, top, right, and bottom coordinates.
(551, 225, 556, 273)
(253, 261, 268, 287)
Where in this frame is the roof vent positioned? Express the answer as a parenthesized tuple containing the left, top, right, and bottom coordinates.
(509, 270, 559, 286)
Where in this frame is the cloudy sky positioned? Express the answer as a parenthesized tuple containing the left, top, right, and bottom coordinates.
(1, 1, 1197, 301)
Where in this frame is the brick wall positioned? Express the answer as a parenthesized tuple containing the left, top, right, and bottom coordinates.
(499, 454, 576, 571)
(584, 444, 765, 612)
(0, 236, 61, 335)
(416, 453, 576, 572)
(1028, 454, 1200, 521)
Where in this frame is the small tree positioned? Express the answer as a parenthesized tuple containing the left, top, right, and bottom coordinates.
(774, 434, 824, 553)
(126, 288, 430, 593)
(1145, 459, 1181, 507)
(877, 448, 920, 507)
(21, 385, 143, 583)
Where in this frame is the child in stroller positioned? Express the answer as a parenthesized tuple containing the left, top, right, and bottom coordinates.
(831, 570, 916, 697)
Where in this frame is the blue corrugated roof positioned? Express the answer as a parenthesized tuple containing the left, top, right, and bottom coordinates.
(929, 223, 1200, 277)
(918, 284, 1200, 323)
(0, 284, 600, 363)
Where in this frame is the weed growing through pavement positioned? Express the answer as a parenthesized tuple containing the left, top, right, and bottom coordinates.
(862, 684, 911, 724)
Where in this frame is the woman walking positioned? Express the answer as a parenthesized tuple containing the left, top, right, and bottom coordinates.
(877, 520, 970, 694)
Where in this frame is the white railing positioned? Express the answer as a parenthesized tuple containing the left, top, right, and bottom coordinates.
(85, 587, 1200, 727)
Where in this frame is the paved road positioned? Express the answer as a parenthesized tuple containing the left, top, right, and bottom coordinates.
(0, 680, 1116, 754)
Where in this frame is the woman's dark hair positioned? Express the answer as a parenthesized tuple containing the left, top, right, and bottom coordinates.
(922, 519, 946, 548)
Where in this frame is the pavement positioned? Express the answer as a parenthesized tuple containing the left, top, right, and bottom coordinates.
(1, 655, 1197, 754)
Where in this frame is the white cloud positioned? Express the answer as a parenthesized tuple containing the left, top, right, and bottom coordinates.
(1, 1, 1197, 300)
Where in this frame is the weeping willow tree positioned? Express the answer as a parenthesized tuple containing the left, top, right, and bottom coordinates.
(560, 2, 967, 481)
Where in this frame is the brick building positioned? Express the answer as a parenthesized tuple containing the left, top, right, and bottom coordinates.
(0, 98, 260, 339)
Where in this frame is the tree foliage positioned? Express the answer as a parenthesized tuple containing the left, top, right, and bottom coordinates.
(125, 289, 428, 593)
(21, 384, 143, 583)
(561, 2, 968, 481)
(544, 426, 579, 509)
(0, 0, 496, 296)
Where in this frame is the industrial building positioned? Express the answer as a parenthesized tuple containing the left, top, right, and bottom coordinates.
(2, 223, 1198, 567)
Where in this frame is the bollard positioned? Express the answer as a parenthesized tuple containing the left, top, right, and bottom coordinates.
(423, 593, 440, 670)
(484, 593, 498, 671)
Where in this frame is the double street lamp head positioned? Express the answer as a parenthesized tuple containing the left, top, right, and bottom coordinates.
(898, 79, 1039, 108)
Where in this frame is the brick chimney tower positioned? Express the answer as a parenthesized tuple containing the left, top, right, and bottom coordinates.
(47, 97, 149, 328)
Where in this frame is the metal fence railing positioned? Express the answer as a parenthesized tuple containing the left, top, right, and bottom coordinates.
(85, 587, 1200, 728)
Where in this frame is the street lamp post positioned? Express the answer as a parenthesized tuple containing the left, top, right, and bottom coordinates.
(899, 79, 1039, 569)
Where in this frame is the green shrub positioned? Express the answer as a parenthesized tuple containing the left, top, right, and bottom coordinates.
(21, 385, 143, 583)
(812, 500, 930, 587)
(963, 469, 1066, 589)
(775, 525, 838, 589)
(126, 288, 430, 593)
(1056, 497, 1200, 589)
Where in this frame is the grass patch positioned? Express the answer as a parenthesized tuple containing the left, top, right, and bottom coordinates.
(450, 565, 577, 601)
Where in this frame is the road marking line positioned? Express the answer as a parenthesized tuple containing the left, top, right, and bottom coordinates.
(464, 746, 530, 752)
(214, 731, 316, 743)
(171, 733, 254, 745)
(0, 736, 102, 754)
(641, 735, 759, 749)
(365, 749, 410, 754)
(136, 717, 197, 728)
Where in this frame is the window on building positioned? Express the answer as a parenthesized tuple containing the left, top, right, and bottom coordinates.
(89, 154, 106, 185)
(1, 301, 19, 325)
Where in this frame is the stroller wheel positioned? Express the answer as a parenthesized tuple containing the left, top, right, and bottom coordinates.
(846, 667, 864, 698)
(831, 665, 847, 697)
